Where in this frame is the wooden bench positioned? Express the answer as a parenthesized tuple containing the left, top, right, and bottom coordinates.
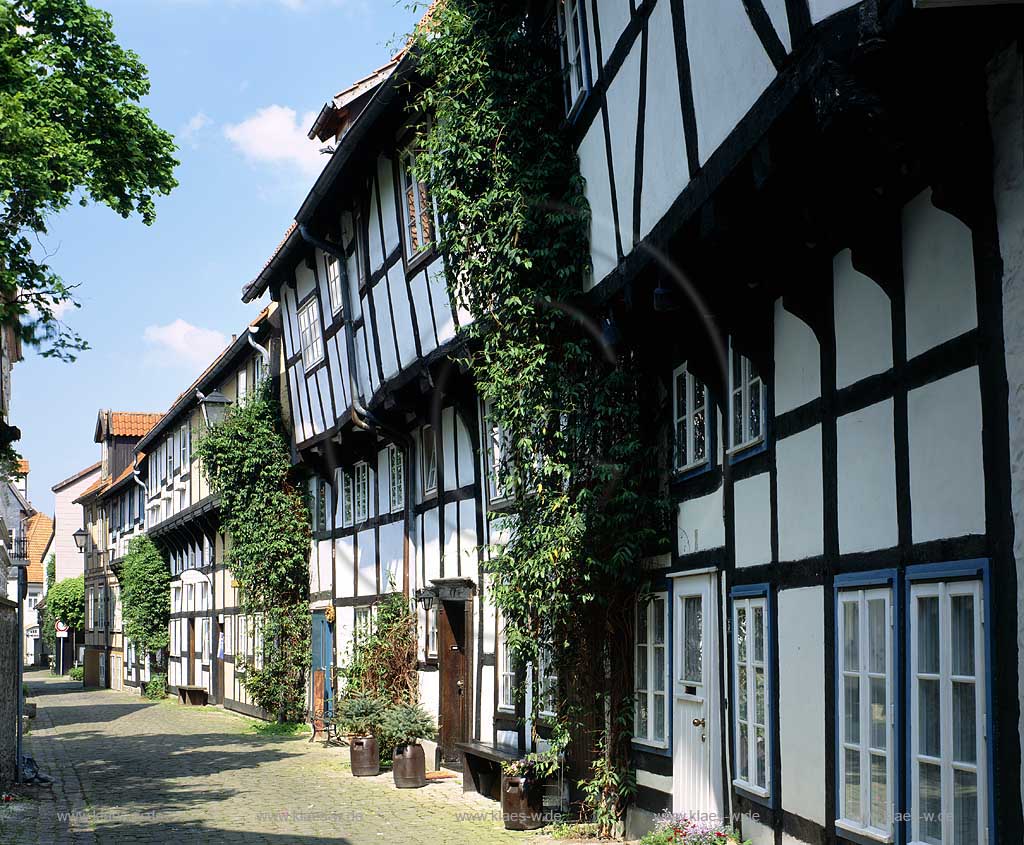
(309, 709, 339, 744)
(456, 740, 520, 800)
(177, 685, 208, 707)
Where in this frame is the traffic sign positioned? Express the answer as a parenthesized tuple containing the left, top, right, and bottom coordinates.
(55, 620, 68, 633)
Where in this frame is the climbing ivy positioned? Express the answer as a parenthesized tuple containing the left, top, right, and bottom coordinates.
(412, 2, 666, 833)
(339, 591, 418, 705)
(119, 535, 170, 665)
(42, 553, 56, 654)
(195, 379, 311, 722)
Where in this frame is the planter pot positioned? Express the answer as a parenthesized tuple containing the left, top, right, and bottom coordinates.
(349, 735, 380, 777)
(392, 743, 426, 788)
(501, 775, 546, 831)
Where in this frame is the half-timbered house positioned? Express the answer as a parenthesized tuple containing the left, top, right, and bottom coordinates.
(561, 1, 1024, 843)
(133, 307, 276, 716)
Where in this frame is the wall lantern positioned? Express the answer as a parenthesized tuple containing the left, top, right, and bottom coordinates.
(72, 528, 88, 552)
(415, 587, 438, 613)
(197, 389, 232, 428)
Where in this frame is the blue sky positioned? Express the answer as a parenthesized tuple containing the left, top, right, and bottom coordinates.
(18, 0, 423, 515)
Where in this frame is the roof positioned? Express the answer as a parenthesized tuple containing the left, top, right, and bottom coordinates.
(24, 513, 53, 584)
(16, 459, 28, 476)
(110, 412, 164, 438)
(73, 474, 109, 504)
(101, 453, 147, 498)
(51, 461, 101, 493)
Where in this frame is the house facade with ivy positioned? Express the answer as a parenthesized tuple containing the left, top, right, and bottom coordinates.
(130, 307, 276, 717)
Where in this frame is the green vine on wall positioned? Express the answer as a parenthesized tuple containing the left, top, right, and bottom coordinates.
(339, 591, 418, 705)
(120, 535, 170, 667)
(412, 2, 667, 834)
(195, 380, 312, 722)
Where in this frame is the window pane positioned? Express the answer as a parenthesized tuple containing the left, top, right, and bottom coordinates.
(870, 753, 888, 830)
(868, 598, 886, 674)
(732, 389, 743, 446)
(738, 723, 749, 780)
(675, 420, 687, 468)
(736, 606, 747, 661)
(870, 676, 887, 750)
(738, 665, 748, 720)
(683, 596, 702, 683)
(748, 379, 761, 440)
(918, 596, 940, 674)
(636, 697, 648, 739)
(653, 694, 666, 742)
(637, 605, 648, 645)
(653, 598, 666, 645)
(919, 762, 943, 845)
(951, 594, 975, 677)
(843, 600, 860, 671)
(844, 675, 860, 744)
(676, 372, 687, 420)
(693, 407, 706, 462)
(952, 681, 977, 764)
(954, 769, 978, 845)
(755, 727, 766, 788)
(919, 678, 941, 757)
(753, 605, 764, 663)
(653, 647, 665, 692)
(755, 667, 766, 725)
(636, 645, 647, 691)
(845, 748, 862, 822)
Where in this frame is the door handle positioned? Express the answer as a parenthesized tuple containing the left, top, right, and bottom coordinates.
(456, 680, 464, 692)
(692, 717, 706, 728)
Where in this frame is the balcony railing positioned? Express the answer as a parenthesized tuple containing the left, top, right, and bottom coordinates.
(10, 534, 27, 561)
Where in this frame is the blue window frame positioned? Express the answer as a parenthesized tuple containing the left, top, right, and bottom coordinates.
(728, 341, 769, 464)
(672, 363, 714, 479)
(729, 582, 775, 806)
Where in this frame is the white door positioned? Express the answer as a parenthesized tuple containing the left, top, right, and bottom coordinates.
(110, 656, 123, 691)
(672, 572, 724, 823)
(99, 654, 106, 688)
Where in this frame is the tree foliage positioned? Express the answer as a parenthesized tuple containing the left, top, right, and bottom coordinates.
(195, 380, 311, 721)
(46, 574, 83, 631)
(119, 534, 170, 660)
(339, 592, 418, 705)
(0, 0, 178, 360)
(41, 552, 56, 652)
(413, 2, 667, 831)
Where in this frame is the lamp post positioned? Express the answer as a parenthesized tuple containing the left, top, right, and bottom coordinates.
(72, 527, 87, 552)
(196, 389, 232, 428)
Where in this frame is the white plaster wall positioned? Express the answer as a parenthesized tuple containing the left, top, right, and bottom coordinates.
(441, 407, 457, 492)
(580, 118, 617, 287)
(837, 399, 898, 553)
(734, 472, 772, 568)
(834, 249, 893, 389)
(987, 38, 1024, 817)
(908, 367, 986, 543)
(740, 813, 774, 845)
(428, 261, 456, 346)
(423, 507, 441, 583)
(443, 501, 459, 576)
(478, 668, 495, 741)
(605, 45, 641, 249)
(458, 498, 477, 577)
(295, 262, 316, 304)
(638, 0, 688, 241)
(389, 274, 417, 371)
(456, 412, 474, 487)
(808, 0, 858, 23)
(410, 271, 437, 355)
(356, 529, 376, 596)
(686, 0, 776, 165)
(378, 521, 403, 593)
(778, 586, 826, 826)
(763, 0, 791, 51)
(52, 467, 99, 584)
(774, 299, 821, 414)
(677, 485, 725, 554)
(597, 0, 630, 60)
(776, 425, 824, 561)
(376, 153, 400, 256)
(903, 189, 978, 360)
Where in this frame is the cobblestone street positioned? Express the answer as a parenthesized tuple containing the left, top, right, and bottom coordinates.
(1, 671, 553, 845)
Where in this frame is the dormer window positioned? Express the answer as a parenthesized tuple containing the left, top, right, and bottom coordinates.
(297, 298, 324, 371)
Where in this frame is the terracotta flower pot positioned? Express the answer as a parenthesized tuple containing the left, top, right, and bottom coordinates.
(349, 735, 380, 777)
(392, 743, 427, 788)
(501, 774, 546, 830)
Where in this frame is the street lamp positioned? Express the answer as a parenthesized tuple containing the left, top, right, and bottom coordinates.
(72, 527, 87, 552)
(414, 587, 437, 612)
(196, 389, 232, 428)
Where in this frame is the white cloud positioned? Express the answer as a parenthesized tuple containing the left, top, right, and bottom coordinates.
(26, 294, 76, 322)
(143, 319, 227, 371)
(179, 111, 212, 148)
(223, 105, 325, 176)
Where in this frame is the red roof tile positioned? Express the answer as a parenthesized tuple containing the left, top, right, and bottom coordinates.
(110, 412, 164, 438)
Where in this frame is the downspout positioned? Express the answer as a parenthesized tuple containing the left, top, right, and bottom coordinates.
(299, 223, 414, 599)
(247, 328, 271, 370)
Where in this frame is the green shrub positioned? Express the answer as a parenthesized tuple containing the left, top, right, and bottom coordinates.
(68, 666, 84, 682)
(380, 703, 436, 749)
(335, 694, 388, 737)
(640, 814, 750, 845)
(144, 673, 167, 700)
(21, 682, 29, 698)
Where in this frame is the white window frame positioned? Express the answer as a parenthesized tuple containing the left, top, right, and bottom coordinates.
(537, 645, 557, 718)
(325, 253, 344, 315)
(354, 605, 372, 655)
(297, 298, 324, 371)
(354, 461, 369, 524)
(421, 424, 437, 497)
(237, 369, 247, 403)
(484, 401, 512, 505)
(909, 579, 987, 845)
(728, 342, 765, 454)
(202, 616, 211, 664)
(672, 363, 710, 473)
(340, 469, 354, 528)
(398, 145, 436, 264)
(634, 594, 669, 748)
(557, 0, 589, 117)
(733, 594, 771, 797)
(499, 629, 516, 712)
(388, 444, 404, 514)
(837, 587, 895, 841)
(427, 604, 438, 659)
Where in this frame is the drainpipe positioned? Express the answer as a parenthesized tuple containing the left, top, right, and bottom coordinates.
(298, 224, 414, 599)
(247, 327, 271, 371)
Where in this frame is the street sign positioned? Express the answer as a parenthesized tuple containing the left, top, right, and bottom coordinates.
(56, 629, 68, 639)
(55, 620, 68, 633)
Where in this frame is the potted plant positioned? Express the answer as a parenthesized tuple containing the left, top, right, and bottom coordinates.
(336, 694, 387, 777)
(380, 702, 437, 788)
(500, 755, 555, 831)
(641, 813, 751, 844)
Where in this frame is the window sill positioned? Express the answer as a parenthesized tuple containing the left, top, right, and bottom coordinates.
(403, 247, 436, 278)
(631, 737, 670, 753)
(727, 437, 767, 464)
(672, 459, 713, 481)
(834, 820, 893, 845)
(303, 358, 326, 378)
(732, 780, 771, 805)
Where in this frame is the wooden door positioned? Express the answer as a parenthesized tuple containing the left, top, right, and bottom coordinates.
(438, 600, 469, 766)
(187, 619, 196, 686)
(214, 621, 225, 704)
(672, 572, 724, 822)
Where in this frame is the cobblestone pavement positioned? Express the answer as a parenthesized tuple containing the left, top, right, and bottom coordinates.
(1, 670, 557, 845)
